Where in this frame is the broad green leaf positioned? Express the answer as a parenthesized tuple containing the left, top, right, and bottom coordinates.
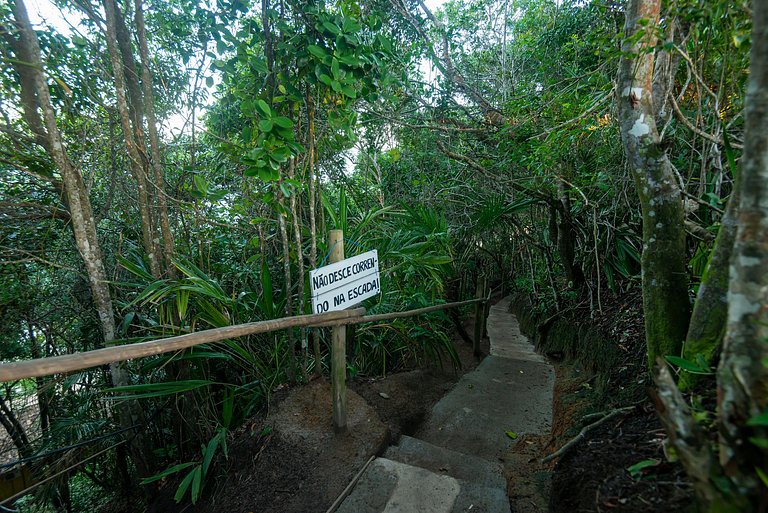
(665, 355, 712, 374)
(259, 119, 274, 132)
(307, 45, 327, 59)
(322, 21, 340, 34)
(273, 116, 293, 129)
(255, 99, 271, 117)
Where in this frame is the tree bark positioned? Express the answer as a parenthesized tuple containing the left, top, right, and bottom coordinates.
(307, 89, 323, 375)
(716, 0, 768, 504)
(9, 0, 152, 478)
(103, 0, 161, 278)
(135, 0, 175, 276)
(679, 187, 740, 390)
(617, 0, 690, 371)
(277, 184, 297, 382)
(288, 157, 308, 379)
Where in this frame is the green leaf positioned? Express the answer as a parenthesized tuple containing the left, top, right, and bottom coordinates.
(105, 380, 215, 400)
(665, 355, 712, 374)
(331, 58, 340, 79)
(307, 45, 327, 59)
(318, 73, 333, 87)
(205, 76, 214, 88)
(322, 21, 340, 34)
(190, 466, 203, 503)
(259, 119, 274, 132)
(748, 411, 768, 426)
(140, 462, 197, 484)
(255, 99, 271, 118)
(273, 116, 293, 129)
(202, 433, 222, 475)
(174, 468, 196, 503)
(505, 431, 518, 440)
(341, 85, 356, 98)
(627, 459, 659, 478)
(756, 467, 768, 488)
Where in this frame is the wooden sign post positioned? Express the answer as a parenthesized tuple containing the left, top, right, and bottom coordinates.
(328, 230, 347, 433)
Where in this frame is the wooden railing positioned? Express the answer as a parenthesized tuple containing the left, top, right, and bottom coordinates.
(0, 297, 488, 383)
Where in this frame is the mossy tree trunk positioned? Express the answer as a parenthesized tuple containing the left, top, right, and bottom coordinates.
(679, 187, 739, 390)
(617, 0, 690, 371)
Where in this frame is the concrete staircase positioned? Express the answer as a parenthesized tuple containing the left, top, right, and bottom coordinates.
(335, 297, 554, 513)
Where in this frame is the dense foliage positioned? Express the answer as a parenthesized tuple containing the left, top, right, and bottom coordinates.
(0, 0, 764, 511)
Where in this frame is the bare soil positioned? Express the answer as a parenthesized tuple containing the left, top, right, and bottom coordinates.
(141, 316, 488, 513)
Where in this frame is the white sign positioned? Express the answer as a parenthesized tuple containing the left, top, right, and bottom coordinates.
(310, 250, 380, 314)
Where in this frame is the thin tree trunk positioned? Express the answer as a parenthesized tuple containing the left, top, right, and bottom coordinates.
(277, 184, 297, 382)
(679, 187, 739, 390)
(27, 320, 50, 434)
(288, 158, 308, 380)
(103, 0, 160, 278)
(307, 91, 323, 375)
(617, 0, 690, 371)
(135, 0, 175, 276)
(9, 0, 152, 478)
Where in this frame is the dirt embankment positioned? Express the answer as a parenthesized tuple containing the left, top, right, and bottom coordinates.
(509, 290, 694, 513)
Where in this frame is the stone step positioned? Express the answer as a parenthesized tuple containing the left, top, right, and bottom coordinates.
(384, 435, 505, 490)
(335, 457, 511, 513)
(416, 355, 553, 462)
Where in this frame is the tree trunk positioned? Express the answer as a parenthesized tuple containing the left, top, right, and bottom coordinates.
(555, 181, 584, 288)
(617, 0, 690, 371)
(103, 0, 161, 278)
(9, 0, 152, 479)
(307, 90, 323, 375)
(288, 158, 308, 380)
(716, 0, 768, 504)
(679, 187, 739, 390)
(135, 0, 175, 276)
(277, 184, 297, 382)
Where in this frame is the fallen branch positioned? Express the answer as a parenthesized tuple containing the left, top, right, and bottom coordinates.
(325, 455, 376, 513)
(541, 406, 635, 464)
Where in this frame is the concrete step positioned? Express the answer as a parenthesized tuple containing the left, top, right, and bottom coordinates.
(416, 355, 553, 462)
(384, 435, 505, 490)
(335, 457, 511, 513)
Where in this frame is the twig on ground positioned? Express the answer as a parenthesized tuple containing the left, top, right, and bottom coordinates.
(325, 455, 376, 513)
(541, 406, 635, 464)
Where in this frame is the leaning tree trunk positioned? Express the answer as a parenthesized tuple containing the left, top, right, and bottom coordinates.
(9, 0, 152, 479)
(679, 187, 739, 390)
(617, 0, 690, 371)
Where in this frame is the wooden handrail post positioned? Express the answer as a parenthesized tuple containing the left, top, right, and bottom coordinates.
(473, 275, 486, 357)
(328, 230, 347, 433)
